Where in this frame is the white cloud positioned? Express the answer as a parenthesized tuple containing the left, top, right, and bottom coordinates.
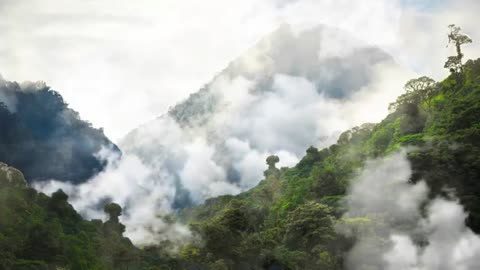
(33, 57, 410, 245)
(18, 0, 480, 248)
(1, 0, 465, 140)
(341, 151, 480, 270)
(388, 0, 480, 79)
(34, 147, 192, 247)
(180, 138, 240, 203)
(118, 56, 410, 210)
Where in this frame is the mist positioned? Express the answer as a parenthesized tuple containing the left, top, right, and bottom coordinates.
(341, 150, 480, 270)
(32, 22, 417, 245)
(24, 0, 480, 248)
(2, 0, 479, 140)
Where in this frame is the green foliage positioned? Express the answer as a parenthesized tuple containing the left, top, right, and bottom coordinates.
(283, 202, 335, 250)
(389, 76, 438, 113)
(2, 49, 480, 270)
(0, 167, 144, 269)
(177, 58, 480, 269)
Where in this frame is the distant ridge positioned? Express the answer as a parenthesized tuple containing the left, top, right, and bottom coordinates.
(0, 77, 120, 183)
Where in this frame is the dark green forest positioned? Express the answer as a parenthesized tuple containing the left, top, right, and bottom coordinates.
(1, 27, 480, 269)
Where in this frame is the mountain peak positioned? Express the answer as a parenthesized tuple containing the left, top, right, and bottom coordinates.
(121, 23, 402, 211)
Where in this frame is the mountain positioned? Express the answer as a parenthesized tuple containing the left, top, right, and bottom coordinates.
(167, 24, 392, 127)
(0, 77, 120, 183)
(120, 24, 402, 208)
(2, 57, 480, 269)
(175, 58, 480, 269)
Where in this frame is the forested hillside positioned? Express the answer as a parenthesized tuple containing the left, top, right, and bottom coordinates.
(2, 57, 479, 269)
(0, 78, 119, 183)
(174, 57, 480, 269)
(0, 162, 151, 269)
(1, 32, 480, 270)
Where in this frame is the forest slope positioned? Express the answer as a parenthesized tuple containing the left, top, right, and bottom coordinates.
(176, 58, 480, 269)
(1, 57, 479, 269)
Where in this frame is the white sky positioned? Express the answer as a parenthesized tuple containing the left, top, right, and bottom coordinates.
(0, 0, 479, 141)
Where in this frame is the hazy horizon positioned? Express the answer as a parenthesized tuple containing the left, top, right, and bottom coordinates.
(1, 0, 479, 141)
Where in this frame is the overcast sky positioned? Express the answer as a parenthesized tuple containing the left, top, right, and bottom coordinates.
(1, 0, 479, 141)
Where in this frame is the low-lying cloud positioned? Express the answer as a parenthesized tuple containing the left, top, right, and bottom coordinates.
(3, 0, 479, 140)
(34, 24, 415, 245)
(3, 0, 479, 252)
(341, 150, 480, 270)
(34, 147, 193, 247)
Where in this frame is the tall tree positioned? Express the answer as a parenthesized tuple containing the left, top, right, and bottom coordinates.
(445, 24, 472, 73)
(389, 76, 438, 113)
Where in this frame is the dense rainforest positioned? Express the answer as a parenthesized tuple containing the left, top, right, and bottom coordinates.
(1, 30, 480, 269)
(173, 58, 480, 269)
(0, 161, 177, 269)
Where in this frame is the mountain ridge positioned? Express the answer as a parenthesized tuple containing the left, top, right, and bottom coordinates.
(1, 57, 479, 269)
(120, 23, 404, 209)
(174, 58, 480, 269)
(0, 77, 120, 183)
